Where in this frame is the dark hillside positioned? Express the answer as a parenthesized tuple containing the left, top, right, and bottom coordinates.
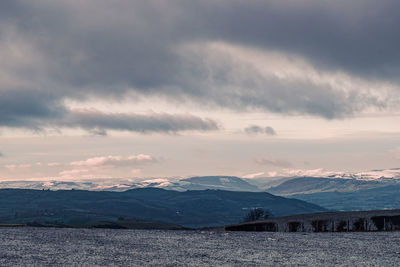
(0, 188, 326, 228)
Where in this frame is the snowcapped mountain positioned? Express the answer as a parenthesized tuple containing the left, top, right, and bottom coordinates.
(169, 176, 260, 191)
(1, 168, 399, 193)
(261, 168, 400, 212)
(0, 176, 260, 192)
(324, 168, 400, 181)
(2, 169, 398, 213)
(246, 168, 400, 193)
(266, 177, 395, 196)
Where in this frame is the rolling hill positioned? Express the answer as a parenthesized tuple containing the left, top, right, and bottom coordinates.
(0, 188, 326, 228)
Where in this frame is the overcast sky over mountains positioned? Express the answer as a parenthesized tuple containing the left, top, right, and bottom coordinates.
(1, 0, 400, 180)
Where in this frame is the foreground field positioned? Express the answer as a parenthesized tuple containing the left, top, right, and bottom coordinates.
(1, 228, 399, 266)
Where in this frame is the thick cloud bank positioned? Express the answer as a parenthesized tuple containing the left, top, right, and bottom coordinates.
(62, 110, 219, 135)
(1, 0, 400, 133)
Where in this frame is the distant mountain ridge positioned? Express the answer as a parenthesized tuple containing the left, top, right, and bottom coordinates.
(266, 177, 395, 196)
(0, 176, 261, 192)
(261, 174, 400, 212)
(173, 176, 260, 191)
(2, 170, 400, 213)
(291, 184, 400, 211)
(1, 168, 400, 192)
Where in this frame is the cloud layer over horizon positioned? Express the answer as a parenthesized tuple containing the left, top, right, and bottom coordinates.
(1, 0, 400, 179)
(1, 0, 400, 135)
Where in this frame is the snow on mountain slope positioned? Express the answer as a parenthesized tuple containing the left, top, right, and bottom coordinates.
(266, 177, 395, 196)
(331, 168, 400, 181)
(0, 168, 399, 192)
(173, 176, 260, 191)
(0, 176, 260, 192)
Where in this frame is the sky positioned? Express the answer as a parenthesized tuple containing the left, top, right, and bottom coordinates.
(1, 0, 400, 181)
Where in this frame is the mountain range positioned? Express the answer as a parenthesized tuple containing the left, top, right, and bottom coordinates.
(1, 168, 400, 214)
(0, 176, 261, 192)
(2, 168, 399, 192)
(265, 176, 400, 211)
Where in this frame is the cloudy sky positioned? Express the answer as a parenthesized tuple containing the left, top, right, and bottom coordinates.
(1, 0, 400, 181)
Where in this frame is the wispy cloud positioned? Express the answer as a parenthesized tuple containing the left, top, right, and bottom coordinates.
(242, 172, 265, 179)
(255, 157, 293, 168)
(58, 169, 92, 180)
(47, 162, 61, 167)
(261, 168, 335, 178)
(57, 154, 158, 179)
(4, 164, 32, 171)
(70, 154, 157, 167)
(389, 147, 400, 160)
(244, 125, 276, 136)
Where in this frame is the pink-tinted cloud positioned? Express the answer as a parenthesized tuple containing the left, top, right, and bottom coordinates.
(4, 164, 32, 171)
(70, 154, 157, 167)
(242, 172, 265, 179)
(254, 157, 292, 168)
(391, 147, 400, 160)
(47, 162, 61, 167)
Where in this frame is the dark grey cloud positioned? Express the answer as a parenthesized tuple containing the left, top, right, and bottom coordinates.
(0, 86, 219, 133)
(88, 129, 108, 137)
(0, 90, 65, 130)
(244, 125, 276, 136)
(60, 110, 219, 134)
(1, 105, 218, 134)
(255, 157, 293, 168)
(0, 0, 399, 129)
(177, 55, 378, 118)
(184, 0, 400, 82)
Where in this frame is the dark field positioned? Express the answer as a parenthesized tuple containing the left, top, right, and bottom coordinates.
(0, 228, 399, 266)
